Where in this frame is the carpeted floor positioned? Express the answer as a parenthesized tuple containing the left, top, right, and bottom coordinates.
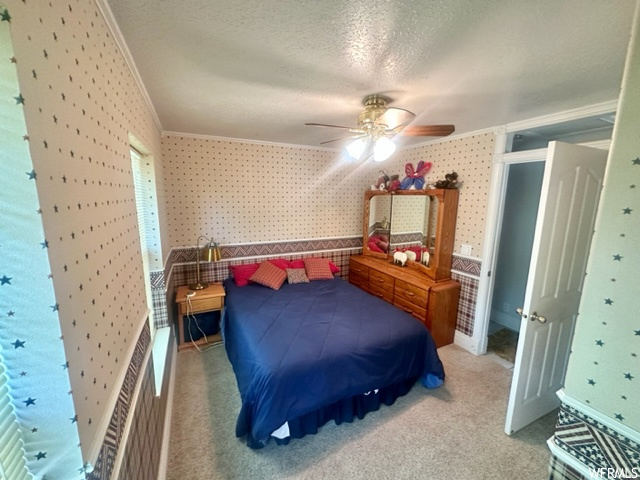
(167, 343, 557, 480)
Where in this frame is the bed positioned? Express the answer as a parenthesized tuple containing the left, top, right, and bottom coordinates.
(221, 276, 445, 448)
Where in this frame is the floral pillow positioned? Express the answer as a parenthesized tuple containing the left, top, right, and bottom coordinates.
(286, 268, 309, 284)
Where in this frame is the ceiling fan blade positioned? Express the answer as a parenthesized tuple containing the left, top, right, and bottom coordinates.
(376, 107, 415, 130)
(398, 125, 455, 137)
(305, 122, 358, 130)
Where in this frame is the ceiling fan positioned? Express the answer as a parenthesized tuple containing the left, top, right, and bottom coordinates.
(305, 94, 455, 161)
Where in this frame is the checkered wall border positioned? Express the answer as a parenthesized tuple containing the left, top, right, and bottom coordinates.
(165, 236, 483, 336)
(550, 403, 640, 476)
(451, 272, 478, 337)
(548, 455, 588, 480)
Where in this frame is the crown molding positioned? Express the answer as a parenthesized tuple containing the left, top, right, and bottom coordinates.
(161, 130, 340, 152)
(94, 0, 163, 134)
(504, 100, 618, 133)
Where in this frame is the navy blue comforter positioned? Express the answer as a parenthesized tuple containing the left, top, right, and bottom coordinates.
(222, 277, 444, 446)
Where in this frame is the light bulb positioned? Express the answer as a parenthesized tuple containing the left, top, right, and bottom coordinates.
(373, 137, 396, 162)
(345, 138, 367, 160)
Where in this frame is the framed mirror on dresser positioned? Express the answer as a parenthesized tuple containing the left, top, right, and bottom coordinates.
(350, 188, 461, 348)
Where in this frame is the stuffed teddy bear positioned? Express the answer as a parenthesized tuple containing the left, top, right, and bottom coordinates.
(434, 171, 460, 189)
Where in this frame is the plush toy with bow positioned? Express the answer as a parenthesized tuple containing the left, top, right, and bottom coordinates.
(400, 161, 432, 190)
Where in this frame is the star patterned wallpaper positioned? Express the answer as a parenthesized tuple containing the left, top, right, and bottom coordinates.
(0, 6, 85, 477)
(2, 0, 164, 475)
(563, 20, 640, 432)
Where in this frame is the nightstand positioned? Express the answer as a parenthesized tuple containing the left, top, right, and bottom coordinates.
(175, 283, 226, 350)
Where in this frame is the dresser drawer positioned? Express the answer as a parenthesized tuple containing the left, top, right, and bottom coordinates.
(369, 283, 394, 303)
(394, 296, 429, 327)
(394, 279, 428, 309)
(179, 295, 223, 315)
(369, 269, 394, 290)
(349, 274, 370, 293)
(349, 259, 370, 282)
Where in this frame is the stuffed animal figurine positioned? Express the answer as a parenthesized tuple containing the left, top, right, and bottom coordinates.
(434, 171, 460, 189)
(393, 251, 408, 266)
(375, 171, 390, 190)
(400, 161, 432, 190)
(387, 174, 401, 192)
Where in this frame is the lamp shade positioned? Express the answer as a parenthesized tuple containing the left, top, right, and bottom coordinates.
(373, 137, 396, 162)
(345, 138, 367, 160)
(202, 242, 221, 262)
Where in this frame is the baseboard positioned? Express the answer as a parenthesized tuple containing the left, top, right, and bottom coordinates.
(489, 310, 520, 332)
(454, 331, 480, 355)
(157, 338, 177, 480)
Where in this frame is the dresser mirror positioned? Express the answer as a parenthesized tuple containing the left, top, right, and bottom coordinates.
(362, 189, 459, 280)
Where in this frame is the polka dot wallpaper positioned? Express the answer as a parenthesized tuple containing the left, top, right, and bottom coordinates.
(4, 0, 163, 469)
(162, 132, 495, 258)
(397, 132, 496, 257)
(162, 135, 373, 246)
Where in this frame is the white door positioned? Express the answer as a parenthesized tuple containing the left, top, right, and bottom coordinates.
(504, 141, 607, 435)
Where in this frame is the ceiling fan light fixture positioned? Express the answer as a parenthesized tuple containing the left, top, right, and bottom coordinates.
(373, 136, 396, 162)
(346, 138, 367, 160)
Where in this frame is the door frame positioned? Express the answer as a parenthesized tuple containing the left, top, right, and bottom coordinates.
(474, 145, 548, 354)
(471, 103, 616, 356)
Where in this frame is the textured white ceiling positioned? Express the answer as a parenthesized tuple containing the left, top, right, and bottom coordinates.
(106, 0, 636, 147)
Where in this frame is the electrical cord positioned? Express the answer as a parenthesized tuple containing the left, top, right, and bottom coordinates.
(186, 293, 218, 353)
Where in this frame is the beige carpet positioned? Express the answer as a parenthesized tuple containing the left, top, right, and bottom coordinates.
(167, 343, 557, 480)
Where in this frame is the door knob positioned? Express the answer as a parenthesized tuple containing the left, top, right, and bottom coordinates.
(530, 311, 547, 324)
(516, 307, 527, 319)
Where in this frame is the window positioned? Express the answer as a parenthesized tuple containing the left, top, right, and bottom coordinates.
(0, 358, 31, 480)
(130, 147, 155, 337)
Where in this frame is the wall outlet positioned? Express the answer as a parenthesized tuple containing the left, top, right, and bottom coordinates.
(461, 244, 472, 255)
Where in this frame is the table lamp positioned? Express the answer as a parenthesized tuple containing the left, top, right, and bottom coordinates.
(189, 236, 222, 290)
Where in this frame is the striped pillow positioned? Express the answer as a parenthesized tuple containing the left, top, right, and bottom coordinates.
(303, 257, 334, 281)
(249, 261, 287, 290)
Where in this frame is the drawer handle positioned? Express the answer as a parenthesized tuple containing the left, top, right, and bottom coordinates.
(403, 308, 412, 313)
(376, 278, 385, 283)
(375, 293, 383, 298)
(405, 290, 415, 296)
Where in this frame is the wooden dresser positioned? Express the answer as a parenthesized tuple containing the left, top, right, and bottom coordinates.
(349, 255, 460, 348)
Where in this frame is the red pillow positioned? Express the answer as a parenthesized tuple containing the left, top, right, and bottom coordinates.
(288, 259, 305, 269)
(289, 258, 340, 273)
(368, 240, 385, 253)
(303, 257, 334, 281)
(268, 258, 290, 271)
(229, 263, 260, 287)
(249, 261, 287, 290)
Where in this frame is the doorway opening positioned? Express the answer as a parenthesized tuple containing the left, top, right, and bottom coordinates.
(486, 161, 544, 364)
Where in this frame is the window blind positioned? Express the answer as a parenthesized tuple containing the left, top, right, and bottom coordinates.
(130, 149, 155, 332)
(0, 360, 31, 480)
